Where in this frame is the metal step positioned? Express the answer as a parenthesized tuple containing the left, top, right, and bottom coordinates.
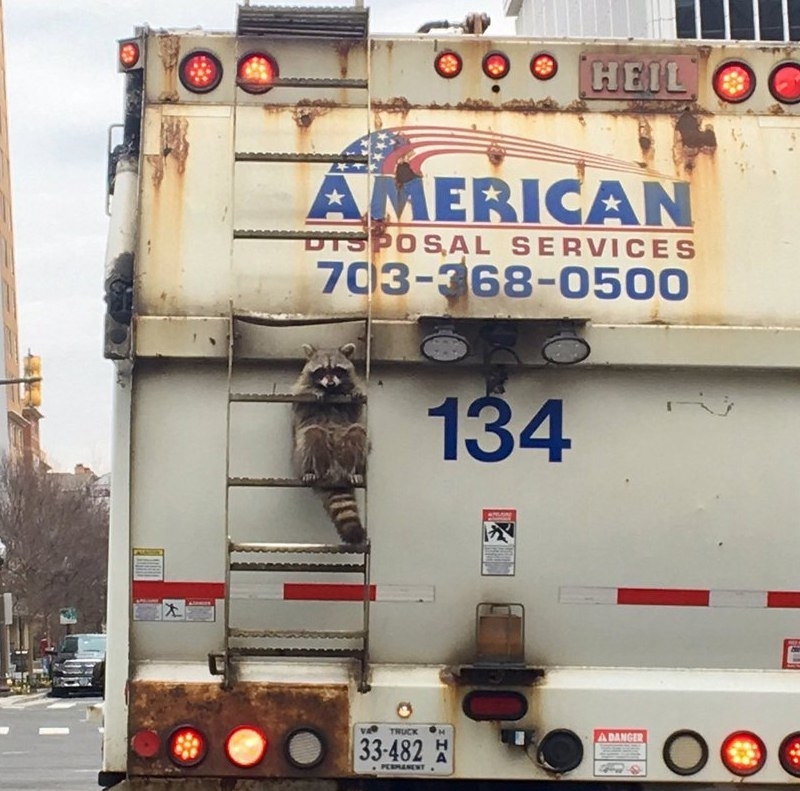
(234, 229, 368, 241)
(236, 152, 368, 164)
(229, 628, 365, 639)
(237, 6, 369, 39)
(228, 476, 365, 488)
(230, 561, 365, 573)
(229, 646, 365, 659)
(230, 541, 368, 555)
(231, 311, 367, 326)
(228, 393, 366, 404)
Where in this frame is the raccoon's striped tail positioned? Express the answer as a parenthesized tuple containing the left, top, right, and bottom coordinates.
(319, 488, 365, 544)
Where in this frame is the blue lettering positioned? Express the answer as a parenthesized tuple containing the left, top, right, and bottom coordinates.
(644, 181, 692, 227)
(585, 180, 639, 226)
(307, 175, 361, 220)
(371, 175, 430, 221)
(473, 177, 517, 222)
(545, 179, 581, 225)
(435, 177, 466, 222)
(521, 179, 540, 223)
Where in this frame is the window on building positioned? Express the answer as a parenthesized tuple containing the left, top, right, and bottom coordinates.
(730, 0, 756, 38)
(676, 0, 800, 40)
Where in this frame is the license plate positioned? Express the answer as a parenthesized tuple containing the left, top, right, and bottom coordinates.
(354, 724, 454, 775)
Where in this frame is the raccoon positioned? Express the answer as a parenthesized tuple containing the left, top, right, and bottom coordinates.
(291, 343, 367, 544)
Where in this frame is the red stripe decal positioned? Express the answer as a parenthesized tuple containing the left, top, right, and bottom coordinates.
(617, 587, 709, 607)
(132, 581, 225, 600)
(283, 583, 377, 601)
(767, 591, 800, 608)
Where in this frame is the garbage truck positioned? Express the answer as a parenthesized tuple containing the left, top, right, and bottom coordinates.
(100, 3, 800, 788)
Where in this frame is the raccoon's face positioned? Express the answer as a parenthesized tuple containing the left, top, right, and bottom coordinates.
(301, 343, 357, 393)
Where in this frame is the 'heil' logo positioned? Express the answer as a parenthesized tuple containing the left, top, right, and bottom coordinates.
(306, 126, 691, 229)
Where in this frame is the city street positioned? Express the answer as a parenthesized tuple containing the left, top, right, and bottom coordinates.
(0, 692, 103, 790)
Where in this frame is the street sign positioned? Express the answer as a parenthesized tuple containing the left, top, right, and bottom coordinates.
(59, 607, 77, 625)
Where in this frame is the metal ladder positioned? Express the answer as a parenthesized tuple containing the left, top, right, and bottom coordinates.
(209, 313, 372, 691)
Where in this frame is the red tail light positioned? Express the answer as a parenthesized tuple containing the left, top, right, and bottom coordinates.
(482, 51, 510, 80)
(434, 51, 462, 79)
(463, 690, 528, 721)
(720, 731, 766, 776)
(238, 52, 279, 94)
(130, 729, 160, 759)
(168, 726, 208, 767)
(769, 63, 800, 104)
(713, 61, 755, 103)
(226, 725, 268, 768)
(531, 53, 557, 81)
(180, 51, 223, 93)
(780, 732, 800, 776)
(119, 41, 140, 70)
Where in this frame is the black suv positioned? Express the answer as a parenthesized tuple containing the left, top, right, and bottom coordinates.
(50, 633, 106, 696)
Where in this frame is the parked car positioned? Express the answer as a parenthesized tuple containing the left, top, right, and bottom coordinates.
(49, 633, 107, 696)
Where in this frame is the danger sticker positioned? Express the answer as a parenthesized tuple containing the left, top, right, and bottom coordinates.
(482, 508, 516, 576)
(593, 729, 647, 777)
(783, 639, 800, 669)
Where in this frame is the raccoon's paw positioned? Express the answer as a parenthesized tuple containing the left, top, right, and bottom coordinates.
(301, 472, 318, 485)
(349, 473, 364, 486)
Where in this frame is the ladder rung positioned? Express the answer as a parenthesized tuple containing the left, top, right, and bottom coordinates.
(229, 393, 366, 404)
(231, 311, 367, 327)
(229, 647, 364, 659)
(269, 77, 368, 89)
(234, 229, 368, 241)
(230, 541, 369, 555)
(230, 628, 365, 640)
(236, 152, 368, 164)
(230, 561, 365, 573)
(228, 477, 365, 488)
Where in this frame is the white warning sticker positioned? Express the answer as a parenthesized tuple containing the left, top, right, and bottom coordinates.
(783, 639, 800, 669)
(481, 508, 516, 576)
(593, 729, 647, 777)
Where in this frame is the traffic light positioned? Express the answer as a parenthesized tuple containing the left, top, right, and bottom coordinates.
(23, 354, 41, 408)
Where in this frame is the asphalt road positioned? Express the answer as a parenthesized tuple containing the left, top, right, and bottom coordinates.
(0, 691, 103, 791)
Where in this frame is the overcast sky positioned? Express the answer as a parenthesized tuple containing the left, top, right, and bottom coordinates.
(1, 1, 516, 473)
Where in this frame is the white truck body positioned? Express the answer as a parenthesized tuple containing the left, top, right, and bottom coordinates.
(101, 5, 800, 789)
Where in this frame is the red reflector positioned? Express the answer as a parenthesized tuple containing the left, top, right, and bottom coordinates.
(168, 726, 208, 767)
(482, 51, 510, 80)
(713, 61, 755, 103)
(721, 731, 766, 776)
(463, 690, 528, 721)
(238, 52, 279, 94)
(530, 53, 557, 80)
(769, 63, 800, 104)
(434, 51, 462, 79)
(226, 725, 268, 768)
(780, 732, 800, 776)
(180, 52, 223, 93)
(131, 729, 160, 759)
(119, 42, 140, 69)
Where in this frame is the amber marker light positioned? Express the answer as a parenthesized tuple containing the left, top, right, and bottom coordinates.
(769, 62, 800, 104)
(713, 61, 755, 103)
(482, 51, 510, 80)
(225, 726, 268, 768)
(119, 41, 140, 69)
(530, 52, 557, 80)
(180, 51, 223, 93)
(720, 731, 766, 776)
(168, 726, 208, 767)
(434, 50, 462, 79)
(238, 52, 279, 94)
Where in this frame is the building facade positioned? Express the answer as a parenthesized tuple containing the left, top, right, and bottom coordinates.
(505, 0, 800, 41)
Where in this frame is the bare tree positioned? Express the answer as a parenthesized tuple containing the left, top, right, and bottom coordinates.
(0, 458, 108, 640)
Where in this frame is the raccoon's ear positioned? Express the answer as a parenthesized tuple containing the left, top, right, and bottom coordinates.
(302, 344, 316, 359)
(339, 343, 356, 358)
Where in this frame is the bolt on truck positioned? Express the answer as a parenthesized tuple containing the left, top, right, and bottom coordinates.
(101, 3, 800, 789)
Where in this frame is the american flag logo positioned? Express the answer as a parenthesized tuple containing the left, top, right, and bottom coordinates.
(330, 125, 668, 179)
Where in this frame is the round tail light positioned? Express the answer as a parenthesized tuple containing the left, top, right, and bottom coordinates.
(482, 51, 510, 80)
(537, 729, 583, 773)
(130, 729, 160, 759)
(225, 725, 268, 768)
(434, 51, 462, 79)
(780, 732, 800, 776)
(721, 731, 766, 776)
(463, 690, 528, 721)
(285, 728, 326, 769)
(663, 730, 708, 776)
(119, 41, 140, 70)
(531, 53, 557, 80)
(238, 52, 279, 94)
(713, 61, 755, 103)
(168, 725, 208, 767)
(769, 63, 800, 104)
(180, 51, 223, 93)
